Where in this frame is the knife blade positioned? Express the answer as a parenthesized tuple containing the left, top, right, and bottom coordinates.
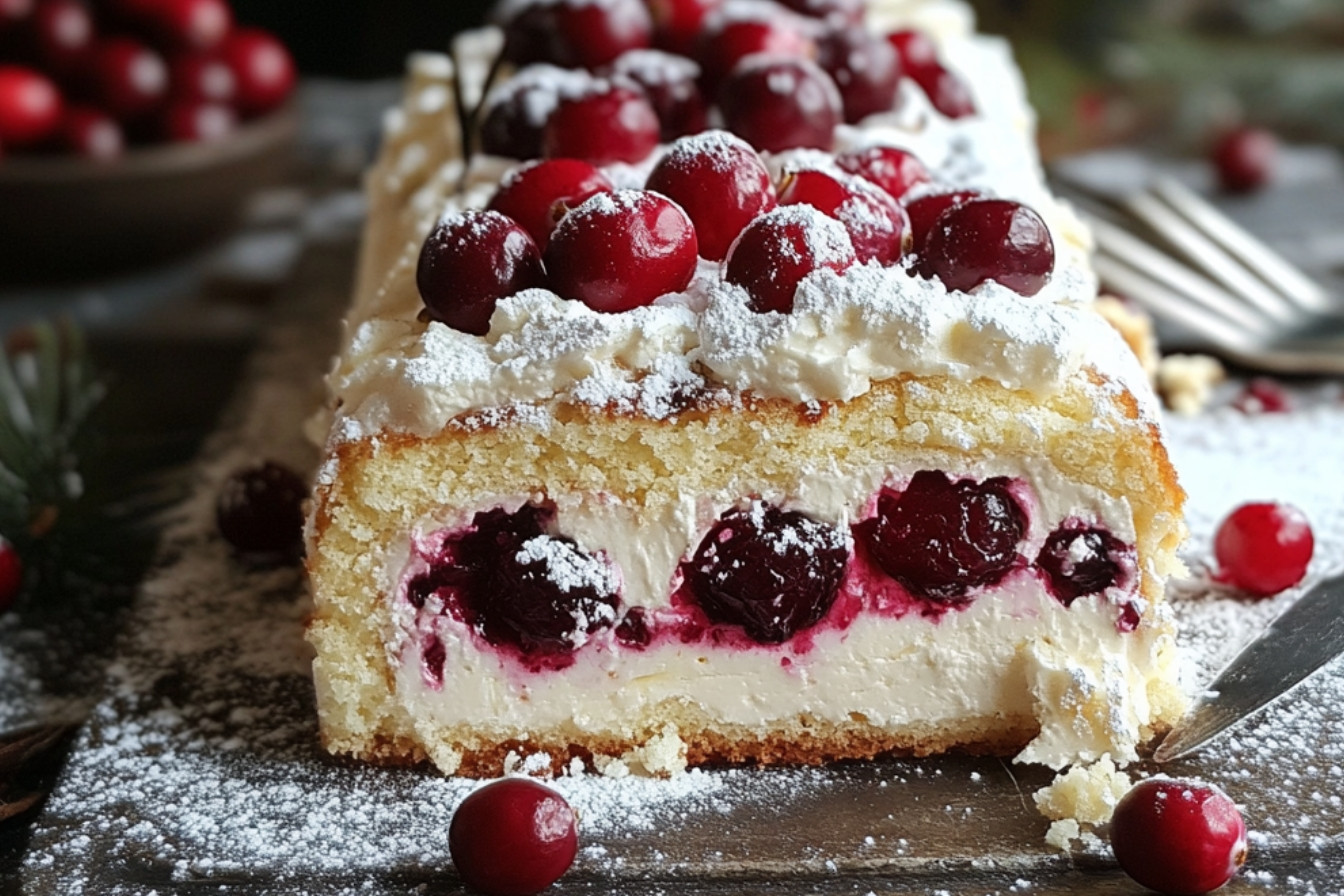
(1154, 571, 1344, 763)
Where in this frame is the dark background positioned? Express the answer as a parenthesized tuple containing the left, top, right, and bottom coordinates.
(231, 0, 497, 78)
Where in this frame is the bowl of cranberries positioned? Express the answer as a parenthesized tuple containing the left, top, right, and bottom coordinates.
(0, 0, 298, 280)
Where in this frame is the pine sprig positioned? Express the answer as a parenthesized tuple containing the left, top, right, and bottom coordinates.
(0, 321, 105, 548)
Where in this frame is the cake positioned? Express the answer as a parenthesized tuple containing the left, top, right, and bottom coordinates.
(305, 0, 1187, 778)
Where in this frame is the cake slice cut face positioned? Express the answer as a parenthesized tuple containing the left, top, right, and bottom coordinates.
(306, 0, 1187, 777)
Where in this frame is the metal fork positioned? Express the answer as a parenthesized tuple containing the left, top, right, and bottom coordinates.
(1051, 172, 1344, 374)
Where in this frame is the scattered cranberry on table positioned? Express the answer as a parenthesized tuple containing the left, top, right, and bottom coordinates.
(1212, 126, 1277, 194)
(0, 535, 23, 613)
(449, 778, 579, 896)
(215, 460, 307, 559)
(1110, 777, 1248, 896)
(1213, 501, 1313, 597)
(1231, 377, 1291, 414)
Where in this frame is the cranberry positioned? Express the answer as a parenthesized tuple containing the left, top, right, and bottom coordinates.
(1213, 501, 1313, 597)
(159, 98, 235, 142)
(777, 166, 910, 265)
(417, 210, 547, 336)
(0, 65, 61, 147)
(56, 104, 124, 159)
(1213, 126, 1277, 194)
(694, 12, 815, 92)
(922, 198, 1054, 295)
(136, 0, 233, 52)
(542, 83, 659, 166)
(221, 27, 295, 118)
(28, 0, 94, 77)
(835, 145, 930, 202)
(904, 189, 978, 253)
(815, 26, 902, 124)
(545, 189, 698, 313)
(857, 470, 1026, 603)
(910, 64, 975, 119)
(87, 37, 169, 122)
(647, 0, 720, 56)
(0, 535, 21, 614)
(886, 29, 976, 119)
(502, 0, 652, 70)
(1232, 377, 1291, 414)
(686, 501, 848, 643)
(645, 129, 776, 261)
(449, 779, 578, 896)
(604, 48, 706, 140)
(718, 55, 842, 154)
(1110, 778, 1247, 896)
(723, 204, 856, 313)
(777, 0, 864, 24)
(215, 461, 306, 558)
(487, 158, 613, 251)
(614, 606, 651, 647)
(479, 65, 598, 160)
(1036, 524, 1128, 605)
(167, 52, 237, 104)
(425, 504, 620, 657)
(886, 29, 939, 71)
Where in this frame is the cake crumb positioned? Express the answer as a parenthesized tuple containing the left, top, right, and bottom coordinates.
(1157, 354, 1226, 415)
(621, 723, 689, 777)
(1035, 754, 1132, 851)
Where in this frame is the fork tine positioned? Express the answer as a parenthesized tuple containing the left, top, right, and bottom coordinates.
(1121, 190, 1301, 325)
(1087, 215, 1272, 334)
(1149, 177, 1334, 314)
(1090, 252, 1262, 353)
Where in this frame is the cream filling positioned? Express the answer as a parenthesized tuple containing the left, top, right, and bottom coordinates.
(385, 458, 1160, 772)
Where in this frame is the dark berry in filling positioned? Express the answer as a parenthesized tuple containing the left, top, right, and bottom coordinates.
(685, 501, 848, 644)
(614, 606, 651, 648)
(412, 504, 619, 658)
(1036, 524, 1127, 605)
(857, 470, 1026, 603)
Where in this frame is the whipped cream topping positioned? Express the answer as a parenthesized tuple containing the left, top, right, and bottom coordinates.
(322, 9, 1144, 446)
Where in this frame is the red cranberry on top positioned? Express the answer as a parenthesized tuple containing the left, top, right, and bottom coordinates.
(887, 29, 976, 119)
(603, 48, 707, 141)
(815, 25, 902, 124)
(903, 188, 979, 252)
(777, 165, 910, 265)
(777, 0, 864, 25)
(479, 64, 599, 160)
(417, 209, 548, 336)
(645, 129, 776, 261)
(545, 189, 699, 313)
(542, 82, 660, 166)
(501, 0, 653, 70)
(647, 0, 722, 57)
(921, 198, 1055, 296)
(835, 145, 931, 202)
(487, 157, 614, 251)
(724, 204, 857, 313)
(693, 2, 816, 92)
(718, 55, 842, 154)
